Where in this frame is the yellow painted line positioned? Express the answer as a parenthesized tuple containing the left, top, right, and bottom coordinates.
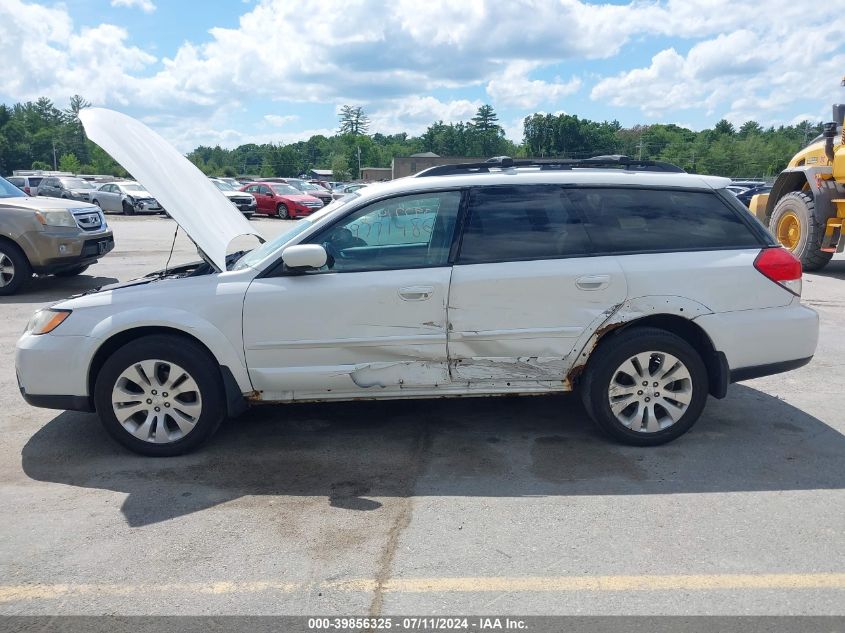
(1, 574, 844, 602)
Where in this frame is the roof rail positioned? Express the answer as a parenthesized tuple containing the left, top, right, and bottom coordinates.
(413, 155, 685, 177)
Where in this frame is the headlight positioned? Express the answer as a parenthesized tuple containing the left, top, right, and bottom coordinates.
(25, 309, 72, 335)
(34, 210, 77, 228)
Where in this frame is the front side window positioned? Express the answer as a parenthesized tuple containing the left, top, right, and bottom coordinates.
(306, 190, 462, 272)
(458, 185, 592, 264)
(565, 188, 763, 253)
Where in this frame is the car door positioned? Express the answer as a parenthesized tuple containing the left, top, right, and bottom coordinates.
(97, 184, 114, 211)
(39, 178, 56, 197)
(447, 185, 628, 383)
(241, 189, 463, 400)
(254, 185, 271, 214)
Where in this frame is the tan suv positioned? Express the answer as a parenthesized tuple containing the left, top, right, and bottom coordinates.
(0, 176, 114, 295)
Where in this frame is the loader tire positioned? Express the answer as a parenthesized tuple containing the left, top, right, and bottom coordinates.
(769, 192, 832, 272)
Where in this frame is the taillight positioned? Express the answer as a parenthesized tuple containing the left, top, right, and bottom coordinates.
(754, 247, 802, 296)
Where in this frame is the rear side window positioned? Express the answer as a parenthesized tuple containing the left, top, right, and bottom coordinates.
(565, 188, 762, 253)
(458, 185, 592, 264)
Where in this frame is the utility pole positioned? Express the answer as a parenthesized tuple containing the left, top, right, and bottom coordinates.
(52, 140, 57, 170)
(637, 137, 644, 161)
(357, 146, 361, 179)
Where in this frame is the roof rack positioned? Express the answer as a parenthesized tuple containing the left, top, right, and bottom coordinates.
(413, 155, 685, 177)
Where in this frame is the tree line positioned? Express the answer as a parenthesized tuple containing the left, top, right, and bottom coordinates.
(0, 96, 824, 181)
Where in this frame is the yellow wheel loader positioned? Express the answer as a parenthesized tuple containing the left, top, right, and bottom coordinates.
(750, 85, 845, 271)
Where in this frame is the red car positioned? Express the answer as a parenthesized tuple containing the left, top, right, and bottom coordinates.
(240, 182, 324, 219)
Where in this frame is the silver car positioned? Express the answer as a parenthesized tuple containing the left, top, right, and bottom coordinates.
(91, 181, 163, 215)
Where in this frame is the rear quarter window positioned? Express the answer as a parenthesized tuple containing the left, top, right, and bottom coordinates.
(566, 187, 763, 253)
(458, 185, 593, 264)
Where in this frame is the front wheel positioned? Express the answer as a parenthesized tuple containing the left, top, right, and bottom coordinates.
(580, 327, 708, 446)
(276, 203, 290, 219)
(94, 335, 226, 456)
(769, 191, 832, 272)
(0, 241, 32, 296)
(122, 200, 136, 216)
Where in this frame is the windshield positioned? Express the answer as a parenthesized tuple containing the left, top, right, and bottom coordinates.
(212, 180, 236, 191)
(300, 182, 326, 192)
(122, 183, 144, 192)
(271, 184, 301, 195)
(0, 176, 26, 198)
(60, 178, 94, 189)
(232, 219, 315, 270)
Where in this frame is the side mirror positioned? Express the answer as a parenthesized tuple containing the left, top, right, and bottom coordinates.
(281, 244, 327, 270)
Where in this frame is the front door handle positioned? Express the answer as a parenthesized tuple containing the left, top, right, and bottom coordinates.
(398, 285, 434, 301)
(575, 274, 611, 291)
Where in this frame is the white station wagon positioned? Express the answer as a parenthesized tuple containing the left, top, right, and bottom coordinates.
(15, 109, 819, 456)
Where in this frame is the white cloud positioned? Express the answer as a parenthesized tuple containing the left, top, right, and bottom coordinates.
(111, 0, 156, 12)
(0, 0, 156, 104)
(486, 62, 581, 109)
(263, 114, 299, 126)
(591, 18, 845, 125)
(369, 97, 482, 136)
(2, 0, 844, 150)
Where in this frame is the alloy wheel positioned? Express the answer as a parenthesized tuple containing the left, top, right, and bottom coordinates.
(111, 359, 203, 444)
(0, 252, 14, 288)
(607, 351, 693, 432)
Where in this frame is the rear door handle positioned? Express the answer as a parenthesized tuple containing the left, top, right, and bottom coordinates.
(575, 274, 611, 291)
(398, 285, 434, 301)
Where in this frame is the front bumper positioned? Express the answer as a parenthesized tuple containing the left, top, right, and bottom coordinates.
(16, 332, 95, 410)
(134, 198, 163, 213)
(18, 228, 115, 274)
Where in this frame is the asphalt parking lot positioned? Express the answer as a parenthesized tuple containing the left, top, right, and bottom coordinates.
(0, 214, 843, 615)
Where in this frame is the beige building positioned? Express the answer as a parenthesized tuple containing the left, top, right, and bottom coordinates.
(391, 153, 474, 179)
(360, 167, 392, 181)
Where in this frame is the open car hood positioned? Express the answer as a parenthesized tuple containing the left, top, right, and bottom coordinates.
(79, 108, 264, 270)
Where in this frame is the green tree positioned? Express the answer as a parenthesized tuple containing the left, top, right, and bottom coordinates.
(471, 104, 504, 157)
(338, 105, 370, 135)
(58, 152, 82, 173)
(330, 154, 351, 181)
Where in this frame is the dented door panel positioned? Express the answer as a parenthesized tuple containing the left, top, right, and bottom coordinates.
(447, 257, 628, 382)
(242, 268, 452, 399)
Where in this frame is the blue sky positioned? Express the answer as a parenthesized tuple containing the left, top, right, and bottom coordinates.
(2, 0, 844, 151)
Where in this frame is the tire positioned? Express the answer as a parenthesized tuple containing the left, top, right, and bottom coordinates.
(769, 191, 832, 272)
(93, 199, 101, 208)
(54, 264, 89, 277)
(93, 334, 226, 456)
(580, 327, 709, 446)
(276, 203, 290, 219)
(122, 200, 136, 216)
(0, 240, 32, 296)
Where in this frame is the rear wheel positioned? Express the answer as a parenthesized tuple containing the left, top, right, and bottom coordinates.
(580, 327, 708, 446)
(770, 191, 832, 272)
(0, 241, 32, 296)
(276, 203, 290, 219)
(94, 335, 226, 456)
